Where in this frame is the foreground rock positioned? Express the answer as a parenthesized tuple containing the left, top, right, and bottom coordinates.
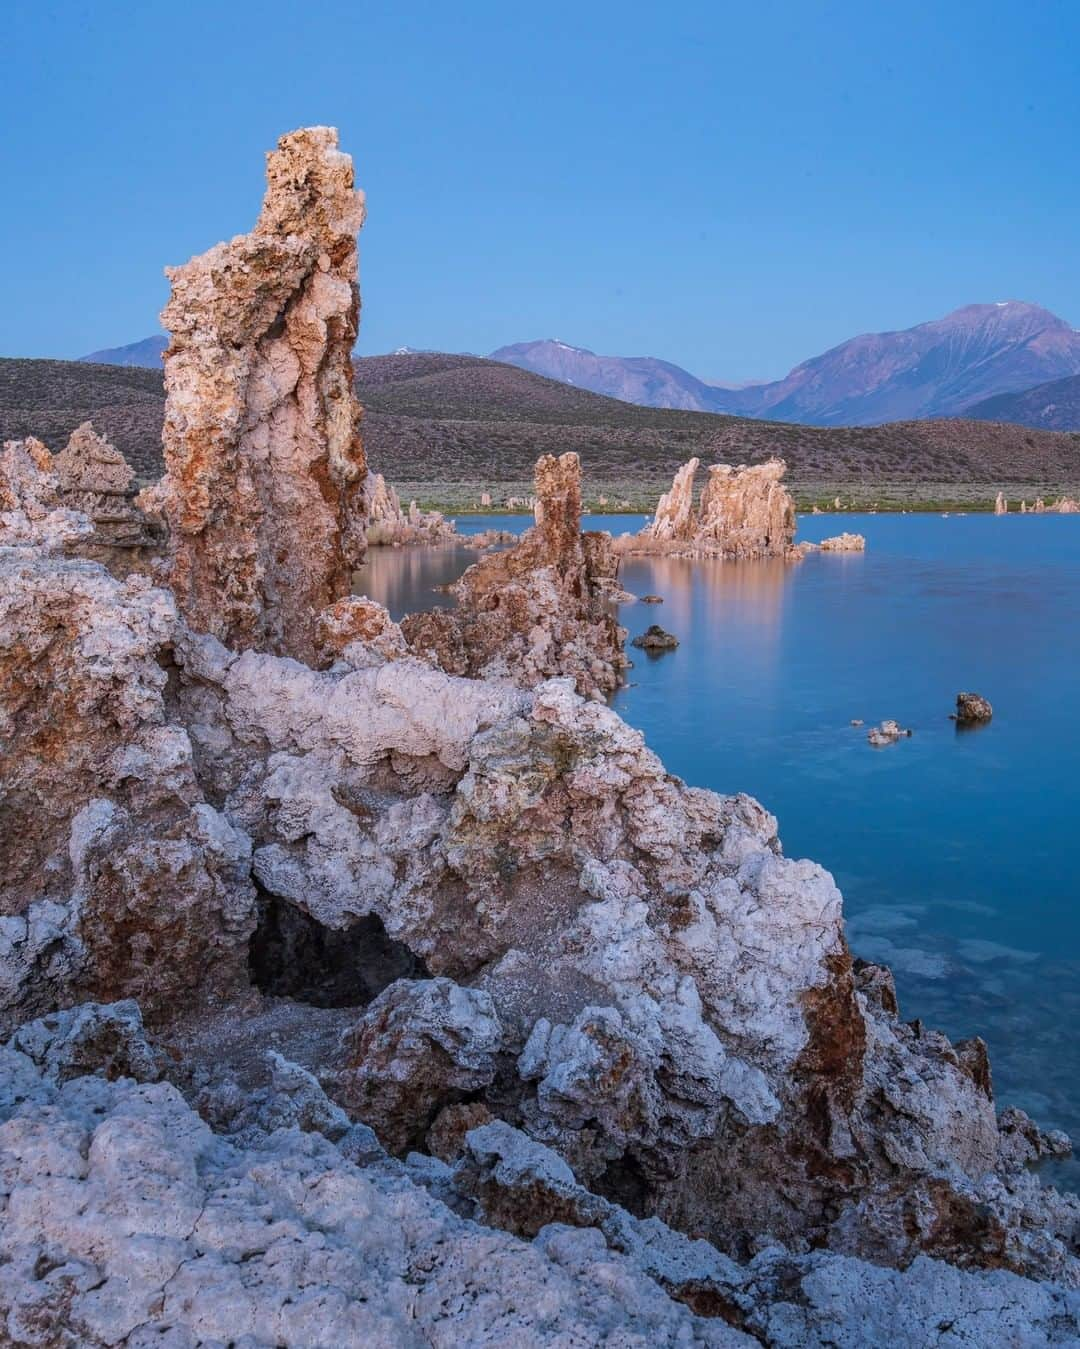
(624, 458, 797, 559)
(141, 127, 368, 662)
(402, 452, 627, 697)
(955, 691, 993, 724)
(5, 527, 1077, 1295)
(2, 1024, 1080, 1347)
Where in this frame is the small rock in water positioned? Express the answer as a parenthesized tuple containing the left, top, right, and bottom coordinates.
(867, 719, 912, 746)
(632, 624, 679, 651)
(641, 594, 664, 604)
(954, 691, 993, 724)
(850, 718, 864, 727)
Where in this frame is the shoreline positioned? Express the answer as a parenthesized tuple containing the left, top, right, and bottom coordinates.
(387, 481, 1080, 516)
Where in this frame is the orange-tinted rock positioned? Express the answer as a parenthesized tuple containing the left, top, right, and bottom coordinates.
(630, 457, 796, 559)
(402, 452, 627, 697)
(365, 471, 456, 545)
(696, 460, 796, 557)
(143, 127, 367, 661)
(53, 422, 164, 570)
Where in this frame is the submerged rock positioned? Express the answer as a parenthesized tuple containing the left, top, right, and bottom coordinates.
(632, 623, 679, 650)
(867, 719, 912, 746)
(955, 691, 993, 724)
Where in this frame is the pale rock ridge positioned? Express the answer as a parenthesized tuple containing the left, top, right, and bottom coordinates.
(401, 451, 628, 697)
(645, 456, 701, 542)
(53, 421, 164, 568)
(995, 490, 1008, 515)
(816, 532, 866, 552)
(0, 436, 92, 551)
(628, 458, 797, 559)
(366, 470, 457, 544)
(143, 126, 367, 661)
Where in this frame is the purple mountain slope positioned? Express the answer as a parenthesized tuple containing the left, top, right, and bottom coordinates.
(79, 336, 167, 368)
(966, 371, 1080, 431)
(492, 303, 1080, 426)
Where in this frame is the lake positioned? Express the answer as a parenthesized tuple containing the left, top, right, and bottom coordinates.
(354, 511, 1080, 1187)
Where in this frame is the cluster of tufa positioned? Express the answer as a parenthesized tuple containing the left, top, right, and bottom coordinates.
(1, 128, 1078, 1347)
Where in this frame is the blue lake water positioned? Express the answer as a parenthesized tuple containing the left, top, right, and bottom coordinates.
(355, 512, 1080, 1187)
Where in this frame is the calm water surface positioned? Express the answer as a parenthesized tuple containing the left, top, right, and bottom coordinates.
(356, 512, 1080, 1186)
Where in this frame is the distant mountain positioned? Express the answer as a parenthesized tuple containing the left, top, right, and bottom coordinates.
(966, 372, 1080, 431)
(492, 303, 1080, 427)
(78, 336, 167, 368)
(722, 302, 1080, 426)
(489, 339, 725, 413)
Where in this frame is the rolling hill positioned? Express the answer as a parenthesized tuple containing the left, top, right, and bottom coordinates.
(966, 373, 1080, 432)
(3, 351, 1079, 506)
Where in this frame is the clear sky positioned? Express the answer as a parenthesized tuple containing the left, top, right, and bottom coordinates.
(4, 0, 1079, 380)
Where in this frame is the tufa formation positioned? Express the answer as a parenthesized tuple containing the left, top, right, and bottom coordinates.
(142, 127, 367, 662)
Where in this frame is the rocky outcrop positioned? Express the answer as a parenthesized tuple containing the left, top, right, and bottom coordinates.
(995, 490, 1008, 515)
(365, 471, 457, 544)
(401, 452, 628, 697)
(648, 456, 701, 542)
(626, 458, 797, 559)
(817, 531, 866, 552)
(53, 422, 164, 572)
(0, 548, 257, 1031)
(955, 691, 993, 724)
(142, 127, 367, 661)
(632, 623, 679, 650)
(0, 436, 92, 552)
(3, 1027, 1080, 1347)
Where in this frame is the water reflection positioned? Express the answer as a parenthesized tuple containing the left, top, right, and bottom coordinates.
(353, 543, 477, 620)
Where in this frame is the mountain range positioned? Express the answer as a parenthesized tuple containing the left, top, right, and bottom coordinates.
(78, 301, 1080, 430)
(78, 336, 167, 368)
(491, 303, 1080, 427)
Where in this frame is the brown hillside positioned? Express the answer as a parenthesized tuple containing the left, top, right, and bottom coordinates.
(3, 353, 1079, 496)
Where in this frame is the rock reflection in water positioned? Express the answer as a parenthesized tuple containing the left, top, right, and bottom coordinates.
(353, 543, 477, 620)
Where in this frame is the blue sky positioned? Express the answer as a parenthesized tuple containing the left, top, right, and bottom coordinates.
(4, 0, 1078, 379)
